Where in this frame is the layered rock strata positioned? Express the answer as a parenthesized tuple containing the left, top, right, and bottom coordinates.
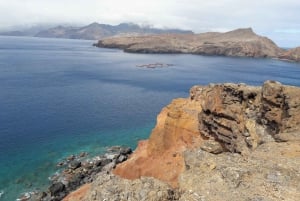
(64, 81, 300, 201)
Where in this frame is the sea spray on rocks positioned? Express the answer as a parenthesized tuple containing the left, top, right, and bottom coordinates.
(0, 190, 4, 199)
(16, 146, 132, 201)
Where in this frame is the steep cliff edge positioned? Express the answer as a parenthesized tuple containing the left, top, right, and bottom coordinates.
(113, 81, 300, 187)
(95, 28, 283, 58)
(113, 98, 203, 187)
(64, 81, 300, 201)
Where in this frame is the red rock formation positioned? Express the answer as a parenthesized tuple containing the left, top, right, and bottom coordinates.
(114, 81, 300, 187)
(64, 81, 300, 200)
(113, 98, 203, 187)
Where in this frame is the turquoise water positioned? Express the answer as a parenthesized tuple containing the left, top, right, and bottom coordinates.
(0, 36, 300, 200)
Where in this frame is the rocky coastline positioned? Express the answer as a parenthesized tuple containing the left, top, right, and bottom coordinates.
(63, 80, 300, 201)
(17, 146, 132, 201)
(94, 28, 300, 62)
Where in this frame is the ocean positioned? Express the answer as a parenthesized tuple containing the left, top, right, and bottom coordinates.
(0, 36, 300, 200)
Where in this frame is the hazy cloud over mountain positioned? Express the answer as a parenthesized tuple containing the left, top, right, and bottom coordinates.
(0, 0, 299, 46)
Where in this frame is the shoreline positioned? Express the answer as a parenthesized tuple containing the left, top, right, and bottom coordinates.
(93, 28, 300, 63)
(16, 146, 132, 201)
(95, 43, 300, 64)
(56, 80, 300, 201)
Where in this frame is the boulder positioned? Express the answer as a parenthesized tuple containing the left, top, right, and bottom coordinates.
(116, 155, 127, 164)
(49, 182, 65, 196)
(120, 147, 132, 155)
(68, 161, 81, 170)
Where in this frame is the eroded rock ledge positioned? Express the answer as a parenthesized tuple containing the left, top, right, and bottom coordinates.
(65, 81, 300, 201)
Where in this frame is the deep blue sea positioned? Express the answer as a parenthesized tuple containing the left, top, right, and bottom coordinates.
(0, 36, 300, 200)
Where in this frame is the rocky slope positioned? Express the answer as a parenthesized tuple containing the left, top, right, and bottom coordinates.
(63, 80, 300, 201)
(34, 23, 193, 40)
(95, 28, 284, 58)
(279, 47, 300, 62)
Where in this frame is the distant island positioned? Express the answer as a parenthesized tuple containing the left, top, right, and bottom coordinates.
(0, 22, 193, 40)
(3, 24, 299, 62)
(95, 28, 300, 62)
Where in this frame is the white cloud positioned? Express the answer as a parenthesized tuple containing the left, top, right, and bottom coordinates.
(0, 0, 299, 46)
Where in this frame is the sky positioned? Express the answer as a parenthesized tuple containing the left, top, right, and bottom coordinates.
(0, 0, 299, 47)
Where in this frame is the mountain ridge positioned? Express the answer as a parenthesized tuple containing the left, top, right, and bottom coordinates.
(0, 22, 193, 40)
(0, 22, 192, 40)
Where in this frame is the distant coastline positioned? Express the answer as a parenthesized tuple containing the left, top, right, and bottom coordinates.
(0, 22, 193, 40)
(94, 28, 300, 63)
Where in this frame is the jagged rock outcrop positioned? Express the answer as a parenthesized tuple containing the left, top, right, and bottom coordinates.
(64, 81, 300, 201)
(95, 28, 283, 58)
(109, 81, 300, 189)
(197, 81, 300, 154)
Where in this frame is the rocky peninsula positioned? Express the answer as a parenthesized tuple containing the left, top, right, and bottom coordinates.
(20, 147, 132, 201)
(94, 28, 300, 62)
(63, 80, 300, 201)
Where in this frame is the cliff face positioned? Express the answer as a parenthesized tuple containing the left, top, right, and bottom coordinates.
(197, 81, 300, 153)
(64, 81, 300, 201)
(95, 28, 283, 58)
(113, 98, 203, 187)
(113, 81, 300, 186)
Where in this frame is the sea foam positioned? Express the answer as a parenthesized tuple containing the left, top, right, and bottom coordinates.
(0, 190, 4, 199)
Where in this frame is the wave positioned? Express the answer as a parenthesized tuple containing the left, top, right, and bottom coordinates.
(0, 190, 4, 199)
(16, 192, 31, 201)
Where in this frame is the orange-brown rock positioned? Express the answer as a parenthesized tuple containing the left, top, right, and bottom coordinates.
(113, 98, 203, 187)
(63, 184, 91, 201)
(64, 81, 300, 201)
(114, 80, 300, 187)
(195, 81, 300, 154)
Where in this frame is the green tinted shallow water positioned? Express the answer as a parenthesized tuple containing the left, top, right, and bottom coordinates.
(0, 36, 300, 200)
